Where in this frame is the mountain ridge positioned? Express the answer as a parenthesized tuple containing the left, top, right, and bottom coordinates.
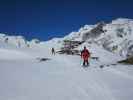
(0, 18, 133, 57)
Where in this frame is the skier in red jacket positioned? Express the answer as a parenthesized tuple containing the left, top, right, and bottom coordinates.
(81, 46, 90, 66)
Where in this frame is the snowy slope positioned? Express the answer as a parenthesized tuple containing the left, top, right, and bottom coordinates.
(0, 48, 33, 60)
(0, 51, 133, 100)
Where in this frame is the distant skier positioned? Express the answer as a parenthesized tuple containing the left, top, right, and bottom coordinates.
(81, 46, 90, 66)
(51, 48, 55, 55)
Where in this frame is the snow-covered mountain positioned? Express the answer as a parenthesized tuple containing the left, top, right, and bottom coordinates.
(0, 33, 28, 48)
(0, 18, 133, 59)
(66, 19, 132, 55)
(1, 18, 133, 58)
(0, 18, 133, 100)
(96, 18, 133, 57)
(61, 18, 133, 57)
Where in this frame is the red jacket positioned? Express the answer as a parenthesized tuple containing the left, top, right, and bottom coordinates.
(81, 49, 90, 61)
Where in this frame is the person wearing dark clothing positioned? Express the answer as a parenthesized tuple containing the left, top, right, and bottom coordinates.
(81, 46, 90, 66)
(51, 48, 55, 55)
